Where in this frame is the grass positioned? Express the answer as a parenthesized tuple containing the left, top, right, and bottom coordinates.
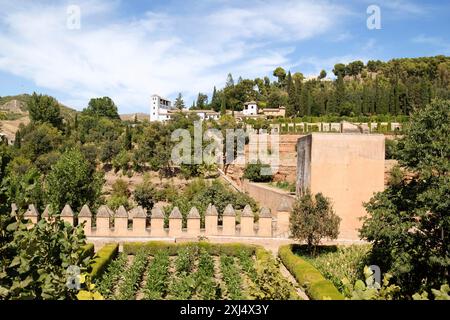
(292, 244, 371, 295)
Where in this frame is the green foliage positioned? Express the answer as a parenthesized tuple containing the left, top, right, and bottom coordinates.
(165, 179, 258, 227)
(194, 249, 219, 299)
(82, 97, 120, 120)
(116, 249, 148, 300)
(0, 211, 90, 299)
(360, 99, 450, 294)
(133, 175, 156, 211)
(2, 165, 44, 212)
(89, 243, 119, 280)
(385, 138, 398, 160)
(112, 150, 131, 173)
(243, 161, 273, 182)
(342, 266, 401, 300)
(122, 241, 256, 256)
(278, 245, 344, 300)
(96, 253, 127, 298)
(297, 245, 371, 294)
(290, 190, 341, 254)
(413, 284, 450, 300)
(19, 123, 62, 162)
(27, 92, 63, 129)
(143, 250, 170, 299)
(249, 248, 297, 300)
(220, 255, 244, 299)
(45, 148, 104, 213)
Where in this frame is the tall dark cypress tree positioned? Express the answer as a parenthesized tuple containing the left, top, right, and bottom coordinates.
(286, 71, 297, 117)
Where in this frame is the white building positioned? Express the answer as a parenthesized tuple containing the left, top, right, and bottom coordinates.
(150, 94, 173, 122)
(243, 101, 258, 116)
(150, 94, 220, 122)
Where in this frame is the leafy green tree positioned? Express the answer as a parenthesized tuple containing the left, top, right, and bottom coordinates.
(319, 69, 327, 80)
(210, 86, 221, 112)
(124, 125, 132, 151)
(290, 190, 341, 255)
(20, 123, 62, 162)
(174, 93, 185, 110)
(82, 97, 120, 119)
(0, 211, 90, 299)
(133, 175, 156, 211)
(196, 93, 208, 109)
(45, 149, 104, 212)
(360, 99, 450, 294)
(273, 67, 287, 85)
(27, 92, 63, 129)
(243, 161, 273, 183)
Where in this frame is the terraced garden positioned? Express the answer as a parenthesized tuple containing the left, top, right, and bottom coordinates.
(94, 242, 301, 300)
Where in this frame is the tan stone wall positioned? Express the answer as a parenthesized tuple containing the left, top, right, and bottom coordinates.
(297, 133, 385, 240)
(241, 180, 295, 215)
(21, 203, 284, 239)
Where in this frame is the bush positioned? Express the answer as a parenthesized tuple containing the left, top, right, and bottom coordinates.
(122, 241, 256, 256)
(243, 161, 273, 182)
(278, 245, 344, 300)
(80, 243, 95, 261)
(290, 190, 341, 255)
(90, 243, 119, 280)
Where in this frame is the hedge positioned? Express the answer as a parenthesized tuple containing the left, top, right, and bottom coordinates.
(89, 243, 119, 280)
(80, 243, 95, 261)
(122, 241, 256, 256)
(278, 245, 344, 300)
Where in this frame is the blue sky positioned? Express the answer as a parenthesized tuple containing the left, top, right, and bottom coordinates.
(0, 0, 449, 114)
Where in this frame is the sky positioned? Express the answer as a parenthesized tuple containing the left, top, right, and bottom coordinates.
(0, 0, 449, 114)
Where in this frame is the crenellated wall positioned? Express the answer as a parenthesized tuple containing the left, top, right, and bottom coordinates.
(21, 202, 292, 239)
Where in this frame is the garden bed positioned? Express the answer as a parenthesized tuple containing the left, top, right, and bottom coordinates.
(289, 244, 371, 296)
(94, 241, 301, 300)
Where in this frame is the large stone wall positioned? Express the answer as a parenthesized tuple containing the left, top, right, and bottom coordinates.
(241, 180, 295, 217)
(296, 133, 385, 240)
(21, 202, 292, 239)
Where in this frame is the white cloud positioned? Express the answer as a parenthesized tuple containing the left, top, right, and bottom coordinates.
(0, 0, 351, 113)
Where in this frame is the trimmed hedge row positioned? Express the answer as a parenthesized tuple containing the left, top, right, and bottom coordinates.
(90, 243, 119, 280)
(80, 243, 95, 261)
(123, 241, 256, 257)
(278, 245, 344, 300)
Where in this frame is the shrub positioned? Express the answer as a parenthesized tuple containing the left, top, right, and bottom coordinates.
(290, 190, 341, 255)
(90, 243, 119, 280)
(278, 245, 344, 300)
(243, 161, 273, 182)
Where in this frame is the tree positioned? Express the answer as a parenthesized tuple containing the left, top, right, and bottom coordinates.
(82, 97, 120, 120)
(174, 93, 185, 110)
(220, 96, 227, 115)
(243, 161, 273, 183)
(273, 67, 287, 84)
(210, 86, 221, 112)
(333, 63, 347, 77)
(196, 93, 208, 109)
(27, 92, 63, 129)
(20, 123, 62, 162)
(124, 125, 132, 151)
(286, 72, 299, 117)
(226, 73, 234, 88)
(360, 99, 450, 294)
(290, 190, 341, 255)
(45, 149, 104, 213)
(319, 70, 327, 80)
(133, 175, 156, 211)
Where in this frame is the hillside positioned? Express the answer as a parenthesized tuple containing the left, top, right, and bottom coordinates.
(120, 112, 150, 122)
(0, 94, 78, 141)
